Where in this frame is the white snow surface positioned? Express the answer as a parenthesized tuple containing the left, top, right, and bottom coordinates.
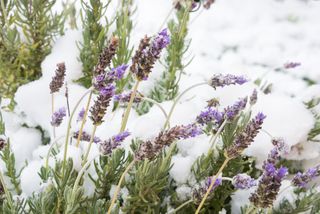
(0, 0, 319, 212)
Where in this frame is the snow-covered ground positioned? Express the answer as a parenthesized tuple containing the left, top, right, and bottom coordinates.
(1, 0, 320, 212)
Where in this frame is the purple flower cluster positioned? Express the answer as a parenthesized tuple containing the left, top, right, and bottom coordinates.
(135, 124, 202, 160)
(150, 29, 170, 58)
(50, 63, 66, 94)
(232, 174, 256, 189)
(89, 84, 115, 125)
(196, 107, 223, 125)
(192, 176, 222, 203)
(268, 138, 289, 164)
(77, 108, 85, 122)
(100, 131, 131, 155)
(292, 165, 320, 188)
(224, 97, 248, 121)
(209, 74, 248, 89)
(50, 107, 66, 127)
(249, 163, 288, 208)
(284, 62, 301, 69)
(226, 112, 266, 159)
(130, 29, 170, 81)
(114, 91, 143, 104)
(73, 130, 101, 143)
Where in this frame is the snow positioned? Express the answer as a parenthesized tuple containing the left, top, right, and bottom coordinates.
(1, 0, 320, 210)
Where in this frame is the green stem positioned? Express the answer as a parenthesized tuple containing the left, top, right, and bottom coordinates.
(169, 199, 193, 213)
(195, 156, 231, 214)
(209, 120, 228, 150)
(62, 87, 93, 175)
(76, 91, 93, 147)
(45, 135, 65, 170)
(119, 81, 140, 132)
(107, 159, 136, 214)
(0, 0, 9, 27)
(0, 169, 13, 208)
(163, 82, 207, 129)
(82, 125, 97, 165)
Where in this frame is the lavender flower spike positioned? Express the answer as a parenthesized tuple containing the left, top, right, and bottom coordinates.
(100, 131, 131, 155)
(90, 84, 115, 125)
(209, 74, 248, 89)
(292, 165, 320, 188)
(51, 107, 66, 127)
(224, 97, 248, 121)
(232, 174, 256, 189)
(192, 176, 222, 204)
(150, 28, 170, 58)
(107, 64, 128, 82)
(73, 130, 101, 143)
(226, 112, 266, 159)
(77, 108, 85, 122)
(50, 62, 66, 93)
(249, 163, 288, 208)
(114, 91, 143, 104)
(196, 107, 223, 126)
(284, 62, 301, 69)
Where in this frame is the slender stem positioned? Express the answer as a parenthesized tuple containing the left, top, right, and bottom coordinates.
(52, 93, 56, 139)
(142, 97, 170, 127)
(82, 125, 97, 165)
(76, 91, 93, 147)
(210, 120, 228, 149)
(120, 81, 140, 132)
(107, 159, 136, 214)
(0, 170, 13, 208)
(62, 87, 93, 175)
(163, 82, 207, 129)
(195, 157, 231, 213)
(45, 135, 65, 170)
(168, 199, 193, 214)
(0, 0, 9, 27)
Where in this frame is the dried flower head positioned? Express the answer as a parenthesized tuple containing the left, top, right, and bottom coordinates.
(135, 124, 201, 160)
(89, 84, 115, 125)
(232, 174, 256, 189)
(292, 165, 320, 188)
(94, 36, 119, 76)
(249, 163, 288, 208)
(0, 135, 7, 151)
(50, 107, 66, 127)
(50, 62, 66, 93)
(209, 74, 247, 89)
(206, 98, 220, 107)
(100, 131, 131, 155)
(226, 112, 266, 159)
(73, 130, 101, 143)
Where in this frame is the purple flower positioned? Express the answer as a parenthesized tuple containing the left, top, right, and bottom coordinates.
(107, 64, 128, 81)
(267, 138, 289, 165)
(224, 97, 248, 121)
(50, 63, 66, 94)
(209, 74, 248, 89)
(249, 89, 258, 105)
(284, 62, 301, 69)
(292, 165, 320, 188)
(150, 28, 170, 57)
(232, 174, 256, 189)
(51, 107, 66, 127)
(90, 84, 115, 125)
(73, 130, 101, 143)
(249, 163, 288, 208)
(178, 123, 202, 139)
(226, 112, 266, 159)
(192, 176, 222, 203)
(100, 131, 131, 155)
(114, 91, 143, 104)
(196, 107, 223, 125)
(77, 108, 85, 122)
